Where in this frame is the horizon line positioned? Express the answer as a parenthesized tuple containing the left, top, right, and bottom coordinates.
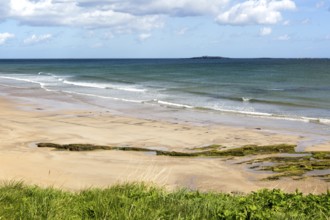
(0, 57, 329, 60)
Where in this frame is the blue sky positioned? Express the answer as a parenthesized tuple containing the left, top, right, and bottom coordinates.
(0, 0, 329, 58)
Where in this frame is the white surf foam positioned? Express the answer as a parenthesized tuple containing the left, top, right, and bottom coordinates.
(62, 80, 146, 93)
(208, 105, 330, 125)
(0, 76, 53, 92)
(152, 99, 194, 109)
(242, 97, 251, 102)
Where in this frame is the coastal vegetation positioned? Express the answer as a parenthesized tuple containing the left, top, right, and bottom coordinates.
(239, 152, 330, 182)
(37, 143, 330, 182)
(0, 181, 329, 220)
(37, 143, 296, 156)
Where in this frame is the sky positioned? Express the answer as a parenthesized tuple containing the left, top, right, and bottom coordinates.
(0, 0, 329, 58)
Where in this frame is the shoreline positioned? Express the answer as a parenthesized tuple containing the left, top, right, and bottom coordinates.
(0, 89, 329, 193)
(1, 81, 330, 151)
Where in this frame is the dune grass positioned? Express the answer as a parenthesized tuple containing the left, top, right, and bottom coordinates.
(0, 181, 329, 220)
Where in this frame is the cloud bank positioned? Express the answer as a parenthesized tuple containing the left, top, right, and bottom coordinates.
(1, 0, 296, 34)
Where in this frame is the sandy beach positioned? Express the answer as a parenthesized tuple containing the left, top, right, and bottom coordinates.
(1, 3, 330, 219)
(0, 91, 329, 194)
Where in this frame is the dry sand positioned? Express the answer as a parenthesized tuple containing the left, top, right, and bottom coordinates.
(0, 96, 329, 193)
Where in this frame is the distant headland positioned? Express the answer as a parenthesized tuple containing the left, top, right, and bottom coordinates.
(190, 56, 229, 59)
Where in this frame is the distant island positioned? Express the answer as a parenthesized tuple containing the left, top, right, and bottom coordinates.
(190, 56, 228, 59)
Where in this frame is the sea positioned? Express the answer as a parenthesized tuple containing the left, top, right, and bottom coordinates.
(0, 58, 329, 146)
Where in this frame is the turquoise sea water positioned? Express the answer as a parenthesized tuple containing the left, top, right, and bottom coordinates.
(0, 58, 329, 125)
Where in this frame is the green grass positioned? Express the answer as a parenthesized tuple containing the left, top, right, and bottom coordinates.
(0, 181, 329, 220)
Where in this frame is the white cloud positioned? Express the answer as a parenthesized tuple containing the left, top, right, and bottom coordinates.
(216, 0, 296, 25)
(259, 27, 272, 36)
(0, 32, 15, 45)
(8, 0, 164, 33)
(138, 33, 151, 42)
(0, 0, 296, 35)
(23, 34, 53, 45)
(110, 0, 229, 17)
(277, 34, 290, 41)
